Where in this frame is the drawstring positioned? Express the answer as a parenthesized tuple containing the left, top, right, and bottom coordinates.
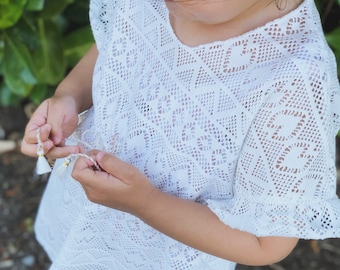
(35, 128, 101, 175)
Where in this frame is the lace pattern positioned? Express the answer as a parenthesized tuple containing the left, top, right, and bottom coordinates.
(35, 0, 340, 269)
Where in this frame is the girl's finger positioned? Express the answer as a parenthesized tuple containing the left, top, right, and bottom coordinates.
(21, 139, 80, 159)
(72, 156, 106, 185)
(96, 152, 139, 184)
(46, 145, 82, 159)
(21, 138, 54, 157)
(75, 155, 94, 170)
(24, 124, 52, 144)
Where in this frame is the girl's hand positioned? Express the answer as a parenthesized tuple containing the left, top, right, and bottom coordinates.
(21, 95, 81, 159)
(72, 151, 156, 215)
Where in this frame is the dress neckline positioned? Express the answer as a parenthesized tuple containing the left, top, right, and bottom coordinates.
(162, 0, 308, 50)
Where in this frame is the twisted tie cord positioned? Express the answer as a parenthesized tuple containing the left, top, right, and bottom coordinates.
(35, 128, 101, 175)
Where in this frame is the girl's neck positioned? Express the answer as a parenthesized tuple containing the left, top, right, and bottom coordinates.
(168, 0, 304, 47)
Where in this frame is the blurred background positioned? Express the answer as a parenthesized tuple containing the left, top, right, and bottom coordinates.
(0, 0, 340, 269)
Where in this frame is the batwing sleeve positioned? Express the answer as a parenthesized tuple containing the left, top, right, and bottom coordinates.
(207, 55, 340, 239)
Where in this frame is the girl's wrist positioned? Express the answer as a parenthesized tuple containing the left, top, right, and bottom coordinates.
(54, 82, 92, 114)
(135, 186, 162, 220)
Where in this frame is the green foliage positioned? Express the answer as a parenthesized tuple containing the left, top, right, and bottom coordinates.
(326, 26, 340, 77)
(315, 0, 340, 77)
(0, 0, 93, 105)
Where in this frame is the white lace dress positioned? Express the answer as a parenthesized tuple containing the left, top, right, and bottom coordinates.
(35, 0, 340, 269)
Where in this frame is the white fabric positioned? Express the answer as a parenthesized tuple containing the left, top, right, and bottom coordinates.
(35, 0, 340, 269)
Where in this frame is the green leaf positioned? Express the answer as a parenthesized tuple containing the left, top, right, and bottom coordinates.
(39, 0, 74, 19)
(29, 83, 49, 104)
(5, 17, 40, 51)
(63, 26, 93, 67)
(26, 0, 45, 11)
(0, 39, 4, 67)
(2, 31, 36, 96)
(0, 82, 21, 106)
(326, 27, 340, 51)
(333, 50, 340, 77)
(33, 19, 67, 84)
(0, 0, 27, 29)
(62, 0, 90, 25)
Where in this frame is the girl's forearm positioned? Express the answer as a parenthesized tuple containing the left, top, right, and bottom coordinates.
(73, 149, 299, 266)
(139, 189, 298, 266)
(54, 44, 98, 113)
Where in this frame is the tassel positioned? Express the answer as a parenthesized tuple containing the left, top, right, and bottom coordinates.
(35, 128, 52, 175)
(36, 154, 52, 175)
(54, 157, 71, 178)
(54, 154, 100, 178)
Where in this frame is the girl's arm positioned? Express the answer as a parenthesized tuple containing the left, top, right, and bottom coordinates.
(140, 186, 298, 266)
(72, 151, 299, 266)
(54, 44, 98, 113)
(21, 45, 98, 158)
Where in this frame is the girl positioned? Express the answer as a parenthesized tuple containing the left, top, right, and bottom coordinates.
(22, 0, 340, 269)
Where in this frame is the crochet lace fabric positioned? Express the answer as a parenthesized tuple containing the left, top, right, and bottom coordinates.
(35, 0, 340, 269)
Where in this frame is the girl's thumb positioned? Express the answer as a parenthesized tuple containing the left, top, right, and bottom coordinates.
(95, 151, 122, 177)
(49, 120, 64, 145)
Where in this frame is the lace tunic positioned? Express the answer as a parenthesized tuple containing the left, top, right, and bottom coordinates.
(35, 0, 340, 269)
